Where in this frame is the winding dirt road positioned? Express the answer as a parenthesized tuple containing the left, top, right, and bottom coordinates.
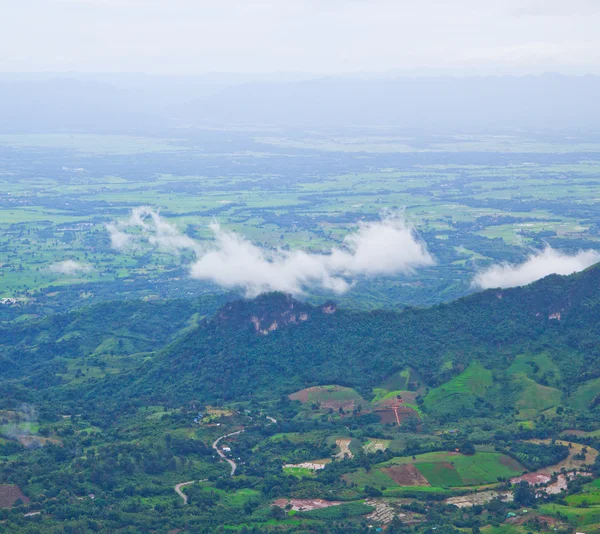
(212, 430, 244, 476)
(174, 481, 195, 505)
(175, 421, 273, 502)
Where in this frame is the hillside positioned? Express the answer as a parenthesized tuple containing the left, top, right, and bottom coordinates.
(2, 266, 600, 532)
(112, 263, 600, 410)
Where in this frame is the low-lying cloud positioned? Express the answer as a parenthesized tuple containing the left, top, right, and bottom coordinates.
(191, 218, 434, 295)
(49, 260, 92, 275)
(107, 208, 434, 296)
(472, 247, 600, 289)
(106, 207, 201, 254)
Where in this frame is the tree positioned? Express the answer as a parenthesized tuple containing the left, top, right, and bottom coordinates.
(514, 481, 536, 506)
(460, 442, 476, 455)
(270, 505, 286, 520)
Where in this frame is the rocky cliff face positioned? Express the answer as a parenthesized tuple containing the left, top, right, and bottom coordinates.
(213, 292, 337, 335)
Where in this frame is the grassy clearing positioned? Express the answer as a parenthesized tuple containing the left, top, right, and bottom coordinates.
(283, 467, 315, 478)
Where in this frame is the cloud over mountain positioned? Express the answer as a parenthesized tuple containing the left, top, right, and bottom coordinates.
(107, 208, 434, 296)
(472, 247, 600, 289)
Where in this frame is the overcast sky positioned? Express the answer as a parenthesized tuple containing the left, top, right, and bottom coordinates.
(2, 0, 599, 74)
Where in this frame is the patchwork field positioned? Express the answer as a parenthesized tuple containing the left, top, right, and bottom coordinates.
(343, 451, 525, 489)
(4, 131, 600, 314)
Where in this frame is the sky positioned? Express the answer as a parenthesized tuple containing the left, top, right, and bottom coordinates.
(2, 0, 599, 74)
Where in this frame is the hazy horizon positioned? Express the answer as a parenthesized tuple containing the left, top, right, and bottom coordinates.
(3, 0, 600, 75)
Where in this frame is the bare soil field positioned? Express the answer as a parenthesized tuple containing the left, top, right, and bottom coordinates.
(511, 473, 551, 485)
(334, 438, 354, 459)
(382, 464, 430, 486)
(375, 406, 418, 424)
(445, 490, 513, 508)
(0, 485, 29, 508)
(283, 459, 330, 470)
(273, 498, 342, 512)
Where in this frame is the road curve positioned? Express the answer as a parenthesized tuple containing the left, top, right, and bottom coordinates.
(174, 481, 195, 504)
(212, 430, 244, 476)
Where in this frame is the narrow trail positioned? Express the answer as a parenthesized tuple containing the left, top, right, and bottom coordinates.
(266, 416, 277, 424)
(174, 481, 195, 505)
(212, 430, 244, 476)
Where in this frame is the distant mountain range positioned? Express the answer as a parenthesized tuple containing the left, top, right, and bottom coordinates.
(2, 73, 600, 132)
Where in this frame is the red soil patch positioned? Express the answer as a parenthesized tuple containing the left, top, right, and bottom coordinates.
(289, 388, 313, 402)
(381, 464, 430, 486)
(0, 485, 30, 508)
(375, 407, 418, 424)
(273, 498, 342, 512)
(375, 410, 398, 424)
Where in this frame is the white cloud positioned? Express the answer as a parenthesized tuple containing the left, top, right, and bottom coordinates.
(472, 247, 600, 289)
(49, 259, 93, 275)
(108, 208, 434, 296)
(106, 207, 201, 254)
(105, 222, 131, 250)
(192, 217, 434, 295)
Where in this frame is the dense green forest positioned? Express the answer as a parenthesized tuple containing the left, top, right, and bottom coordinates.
(3, 266, 600, 532)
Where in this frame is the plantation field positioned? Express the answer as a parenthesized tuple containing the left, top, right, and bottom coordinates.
(513, 375, 562, 416)
(423, 361, 493, 415)
(343, 451, 525, 488)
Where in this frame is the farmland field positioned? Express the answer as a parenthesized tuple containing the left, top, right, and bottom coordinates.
(3, 130, 600, 315)
(344, 451, 525, 488)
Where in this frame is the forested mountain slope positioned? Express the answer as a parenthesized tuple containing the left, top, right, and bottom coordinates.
(43, 263, 599, 418)
(2, 264, 600, 532)
(2, 263, 600, 418)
